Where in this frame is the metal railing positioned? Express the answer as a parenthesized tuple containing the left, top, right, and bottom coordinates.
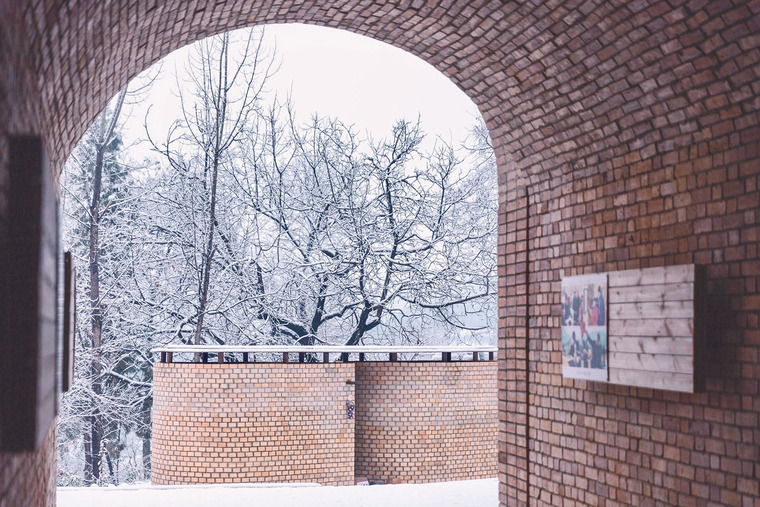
(151, 344, 498, 364)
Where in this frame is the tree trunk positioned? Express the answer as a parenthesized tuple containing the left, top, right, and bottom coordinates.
(192, 38, 228, 361)
(191, 132, 220, 361)
(86, 119, 106, 485)
(142, 434, 151, 479)
(83, 420, 94, 485)
(84, 90, 125, 485)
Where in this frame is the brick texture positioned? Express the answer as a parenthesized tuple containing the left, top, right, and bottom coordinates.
(0, 420, 56, 507)
(355, 361, 498, 484)
(152, 361, 498, 486)
(0, 1, 757, 506)
(152, 362, 355, 486)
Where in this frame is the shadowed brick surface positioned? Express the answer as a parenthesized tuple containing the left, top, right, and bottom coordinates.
(0, 1, 758, 506)
(0, 421, 56, 507)
(355, 361, 498, 484)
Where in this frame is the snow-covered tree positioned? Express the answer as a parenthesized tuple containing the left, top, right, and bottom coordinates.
(142, 29, 497, 350)
(145, 28, 276, 354)
(58, 26, 497, 483)
(226, 111, 497, 347)
(59, 92, 154, 485)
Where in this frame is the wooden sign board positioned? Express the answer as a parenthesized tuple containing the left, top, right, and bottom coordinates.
(562, 264, 705, 393)
(0, 136, 58, 451)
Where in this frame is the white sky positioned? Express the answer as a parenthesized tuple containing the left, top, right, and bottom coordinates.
(123, 23, 482, 153)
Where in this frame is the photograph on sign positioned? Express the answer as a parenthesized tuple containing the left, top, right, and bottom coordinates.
(561, 273, 608, 382)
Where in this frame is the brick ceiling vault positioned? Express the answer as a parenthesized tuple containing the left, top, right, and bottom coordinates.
(1, 1, 757, 192)
(1, 1, 510, 180)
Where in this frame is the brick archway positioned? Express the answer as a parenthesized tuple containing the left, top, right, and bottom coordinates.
(1, 1, 758, 506)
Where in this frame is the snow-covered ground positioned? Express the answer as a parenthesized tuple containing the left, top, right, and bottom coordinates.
(58, 478, 498, 506)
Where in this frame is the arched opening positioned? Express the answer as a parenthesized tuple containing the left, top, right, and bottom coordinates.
(55, 23, 500, 498)
(3, 2, 758, 507)
(3, 3, 523, 503)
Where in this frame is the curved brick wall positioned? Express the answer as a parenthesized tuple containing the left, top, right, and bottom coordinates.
(152, 361, 497, 486)
(355, 362, 498, 483)
(152, 362, 355, 486)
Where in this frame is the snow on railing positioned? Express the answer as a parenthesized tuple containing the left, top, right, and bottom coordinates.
(151, 344, 498, 363)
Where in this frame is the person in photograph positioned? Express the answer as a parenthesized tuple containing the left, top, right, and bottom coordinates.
(572, 290, 581, 325)
(578, 316, 593, 368)
(568, 332, 581, 367)
(589, 298, 599, 327)
(591, 333, 605, 369)
(581, 334, 591, 368)
(596, 285, 606, 325)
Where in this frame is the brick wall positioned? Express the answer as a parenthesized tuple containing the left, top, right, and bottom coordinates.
(0, 1, 757, 506)
(494, 2, 760, 506)
(0, 420, 56, 507)
(355, 361, 498, 484)
(152, 361, 498, 486)
(152, 362, 355, 486)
